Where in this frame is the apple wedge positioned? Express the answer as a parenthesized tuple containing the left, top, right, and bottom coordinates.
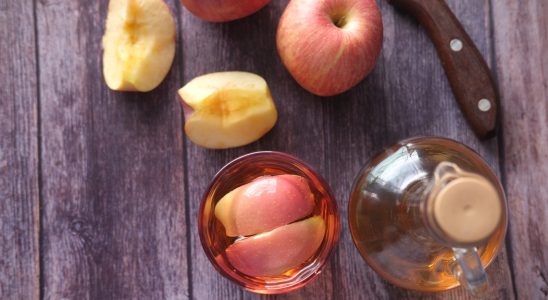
(226, 216, 326, 277)
(215, 175, 315, 237)
(102, 0, 176, 92)
(178, 72, 277, 149)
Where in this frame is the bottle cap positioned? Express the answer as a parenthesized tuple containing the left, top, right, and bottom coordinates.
(431, 176, 501, 244)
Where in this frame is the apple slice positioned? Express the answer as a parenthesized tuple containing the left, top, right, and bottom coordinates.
(215, 175, 315, 237)
(226, 216, 326, 277)
(102, 0, 176, 92)
(178, 72, 277, 149)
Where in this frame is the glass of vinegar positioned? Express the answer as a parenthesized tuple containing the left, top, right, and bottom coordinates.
(199, 151, 339, 294)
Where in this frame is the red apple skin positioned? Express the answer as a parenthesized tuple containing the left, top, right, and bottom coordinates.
(226, 216, 326, 277)
(276, 0, 383, 96)
(179, 98, 194, 122)
(181, 0, 270, 22)
(215, 175, 315, 237)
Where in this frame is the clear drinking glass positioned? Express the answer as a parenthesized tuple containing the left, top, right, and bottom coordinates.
(199, 151, 339, 294)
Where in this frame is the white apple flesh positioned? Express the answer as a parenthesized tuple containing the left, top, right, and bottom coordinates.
(178, 72, 278, 149)
(102, 0, 176, 92)
(276, 0, 383, 96)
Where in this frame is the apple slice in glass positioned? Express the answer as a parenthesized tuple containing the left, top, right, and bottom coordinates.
(226, 216, 326, 277)
(215, 175, 315, 237)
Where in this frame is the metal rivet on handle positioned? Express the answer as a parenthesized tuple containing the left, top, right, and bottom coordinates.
(478, 99, 492, 112)
(450, 39, 463, 52)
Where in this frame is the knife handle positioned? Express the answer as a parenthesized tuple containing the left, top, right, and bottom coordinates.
(389, 0, 498, 139)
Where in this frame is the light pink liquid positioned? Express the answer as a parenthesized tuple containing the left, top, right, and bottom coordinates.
(199, 152, 339, 294)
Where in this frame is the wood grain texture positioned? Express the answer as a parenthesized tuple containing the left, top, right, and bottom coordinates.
(491, 1, 548, 299)
(0, 0, 40, 299)
(35, 0, 188, 299)
(321, 0, 513, 299)
(4, 0, 545, 298)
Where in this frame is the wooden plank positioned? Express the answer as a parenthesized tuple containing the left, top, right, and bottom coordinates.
(491, 1, 548, 299)
(0, 0, 40, 299)
(35, 1, 188, 298)
(179, 2, 333, 299)
(322, 0, 514, 299)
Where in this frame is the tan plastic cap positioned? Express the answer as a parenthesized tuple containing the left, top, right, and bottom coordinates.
(432, 177, 502, 244)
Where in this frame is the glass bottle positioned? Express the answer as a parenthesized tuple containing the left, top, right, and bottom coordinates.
(349, 137, 507, 296)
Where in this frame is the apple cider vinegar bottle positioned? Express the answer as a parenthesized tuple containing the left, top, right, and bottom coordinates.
(349, 137, 507, 296)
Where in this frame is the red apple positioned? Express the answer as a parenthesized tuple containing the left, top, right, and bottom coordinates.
(276, 0, 383, 96)
(226, 216, 326, 277)
(215, 175, 315, 236)
(180, 0, 270, 22)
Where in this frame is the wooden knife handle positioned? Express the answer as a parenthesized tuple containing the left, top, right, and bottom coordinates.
(389, 0, 498, 139)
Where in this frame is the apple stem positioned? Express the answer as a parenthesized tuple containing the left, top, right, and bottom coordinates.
(330, 14, 348, 28)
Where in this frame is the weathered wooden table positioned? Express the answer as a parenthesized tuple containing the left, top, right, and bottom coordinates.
(1, 0, 546, 299)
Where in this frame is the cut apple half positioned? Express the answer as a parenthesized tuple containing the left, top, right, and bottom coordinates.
(215, 175, 315, 237)
(178, 72, 278, 149)
(102, 0, 176, 92)
(226, 216, 326, 277)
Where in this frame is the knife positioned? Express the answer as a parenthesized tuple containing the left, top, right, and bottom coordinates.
(388, 0, 499, 139)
